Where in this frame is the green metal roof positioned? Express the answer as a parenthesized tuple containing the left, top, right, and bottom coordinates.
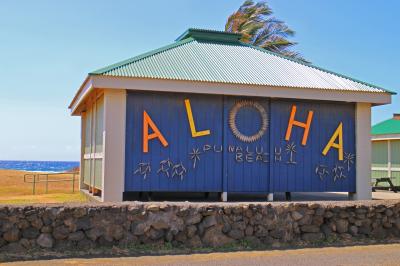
(372, 117, 400, 135)
(90, 28, 394, 94)
(175, 28, 242, 43)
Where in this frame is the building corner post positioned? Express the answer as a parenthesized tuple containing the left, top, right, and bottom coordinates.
(221, 192, 227, 202)
(267, 193, 274, 202)
(79, 114, 85, 191)
(350, 102, 372, 200)
(102, 89, 126, 202)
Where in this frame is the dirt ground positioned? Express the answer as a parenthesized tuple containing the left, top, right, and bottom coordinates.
(4, 243, 400, 266)
(1, 168, 399, 204)
(0, 170, 87, 204)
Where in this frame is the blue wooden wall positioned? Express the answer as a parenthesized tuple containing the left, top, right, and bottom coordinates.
(125, 92, 223, 192)
(224, 96, 270, 192)
(270, 100, 356, 192)
(125, 91, 356, 193)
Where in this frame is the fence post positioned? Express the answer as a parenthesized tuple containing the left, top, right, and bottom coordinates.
(72, 173, 75, 193)
(32, 175, 36, 195)
(46, 174, 49, 194)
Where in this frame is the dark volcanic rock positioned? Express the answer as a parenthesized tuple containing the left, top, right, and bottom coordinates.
(22, 227, 40, 239)
(1, 201, 400, 254)
(202, 226, 234, 247)
(301, 233, 324, 242)
(335, 219, 349, 234)
(36, 233, 54, 248)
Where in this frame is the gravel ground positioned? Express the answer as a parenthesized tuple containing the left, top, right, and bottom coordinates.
(4, 243, 400, 266)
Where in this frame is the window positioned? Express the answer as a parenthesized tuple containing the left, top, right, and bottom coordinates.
(391, 140, 400, 169)
(82, 93, 104, 193)
(372, 141, 388, 168)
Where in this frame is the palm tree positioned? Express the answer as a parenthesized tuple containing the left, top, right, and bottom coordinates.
(225, 0, 308, 63)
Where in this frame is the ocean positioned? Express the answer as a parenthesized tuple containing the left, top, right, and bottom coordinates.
(0, 160, 80, 172)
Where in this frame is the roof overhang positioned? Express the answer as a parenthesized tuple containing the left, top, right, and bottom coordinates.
(69, 75, 392, 116)
(68, 76, 94, 115)
(371, 134, 400, 141)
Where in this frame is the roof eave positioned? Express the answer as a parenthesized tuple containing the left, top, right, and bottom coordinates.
(69, 76, 93, 116)
(371, 133, 400, 140)
(83, 75, 392, 105)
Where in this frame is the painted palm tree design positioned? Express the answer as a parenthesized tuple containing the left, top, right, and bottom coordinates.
(189, 148, 202, 169)
(285, 142, 297, 164)
(343, 152, 355, 171)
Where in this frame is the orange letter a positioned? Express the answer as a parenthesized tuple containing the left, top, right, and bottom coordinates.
(285, 105, 314, 146)
(143, 110, 168, 153)
(322, 122, 344, 161)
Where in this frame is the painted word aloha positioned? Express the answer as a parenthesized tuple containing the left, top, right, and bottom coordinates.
(142, 99, 344, 161)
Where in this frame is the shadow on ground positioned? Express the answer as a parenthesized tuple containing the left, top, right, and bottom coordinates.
(125, 191, 400, 202)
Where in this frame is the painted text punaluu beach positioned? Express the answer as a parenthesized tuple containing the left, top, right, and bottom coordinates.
(69, 28, 393, 202)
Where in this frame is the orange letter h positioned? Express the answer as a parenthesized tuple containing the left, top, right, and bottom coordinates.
(285, 105, 314, 146)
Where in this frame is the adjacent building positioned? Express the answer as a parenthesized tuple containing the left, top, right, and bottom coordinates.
(69, 28, 393, 202)
(371, 114, 400, 185)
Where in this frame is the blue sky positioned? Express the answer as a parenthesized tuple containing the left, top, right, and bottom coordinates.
(0, 0, 398, 161)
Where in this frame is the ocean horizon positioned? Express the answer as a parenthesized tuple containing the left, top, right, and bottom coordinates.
(0, 160, 80, 172)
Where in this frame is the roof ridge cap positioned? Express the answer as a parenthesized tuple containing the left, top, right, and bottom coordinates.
(176, 28, 242, 42)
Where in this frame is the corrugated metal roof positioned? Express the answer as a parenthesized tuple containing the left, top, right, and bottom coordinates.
(90, 28, 393, 94)
(372, 117, 400, 135)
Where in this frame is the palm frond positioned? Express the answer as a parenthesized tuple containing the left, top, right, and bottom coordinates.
(226, 0, 308, 63)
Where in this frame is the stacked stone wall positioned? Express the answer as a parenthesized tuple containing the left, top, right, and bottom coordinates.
(1, 201, 400, 252)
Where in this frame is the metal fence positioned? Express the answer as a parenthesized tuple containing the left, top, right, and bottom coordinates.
(23, 172, 79, 195)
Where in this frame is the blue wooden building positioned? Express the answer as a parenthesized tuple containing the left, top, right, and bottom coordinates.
(69, 29, 393, 202)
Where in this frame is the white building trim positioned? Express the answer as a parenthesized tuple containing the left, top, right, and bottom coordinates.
(79, 112, 85, 190)
(83, 153, 103, 159)
(371, 134, 400, 141)
(372, 167, 400, 171)
(101, 89, 126, 202)
(69, 76, 392, 115)
(350, 103, 372, 200)
(388, 139, 392, 177)
(69, 77, 93, 114)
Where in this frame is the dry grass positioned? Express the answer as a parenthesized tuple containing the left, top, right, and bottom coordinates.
(0, 170, 87, 204)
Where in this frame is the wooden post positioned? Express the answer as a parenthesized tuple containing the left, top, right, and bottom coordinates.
(45, 174, 49, 194)
(32, 174, 36, 195)
(72, 173, 75, 192)
(267, 193, 274, 202)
